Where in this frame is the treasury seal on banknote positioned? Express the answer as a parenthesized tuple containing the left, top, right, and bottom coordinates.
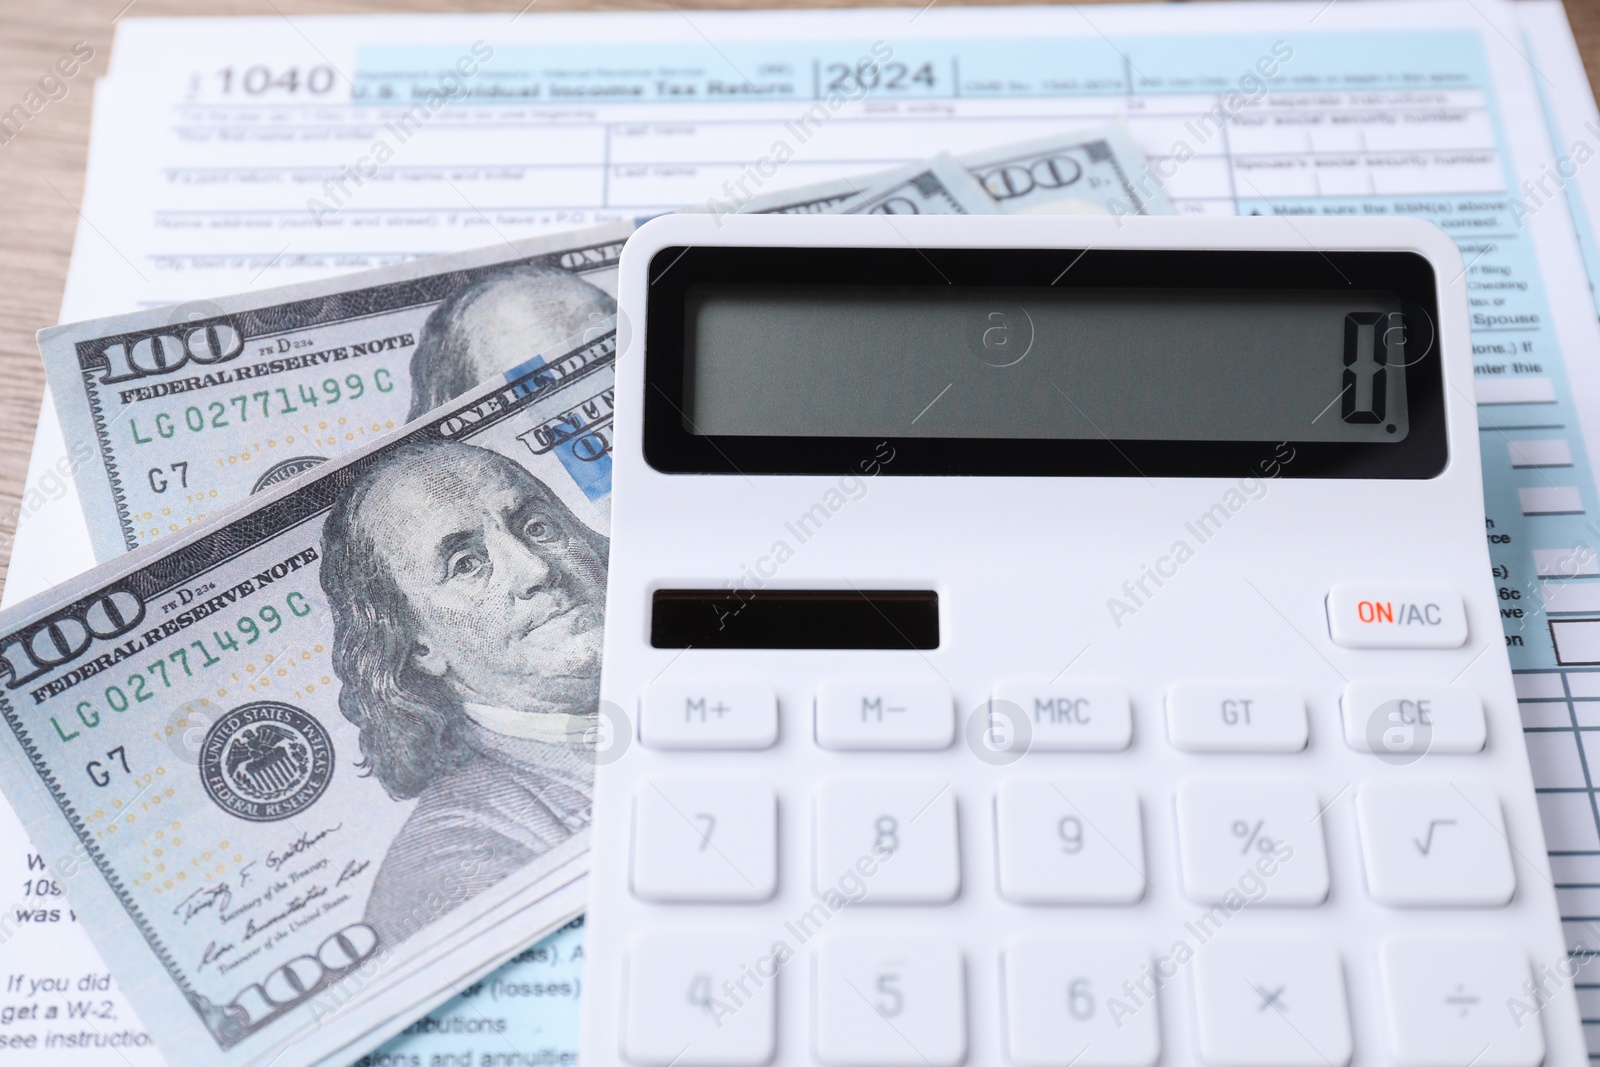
(199, 701, 335, 821)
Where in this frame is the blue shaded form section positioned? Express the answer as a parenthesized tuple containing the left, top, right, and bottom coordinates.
(1524, 25, 1600, 317)
(354, 918, 584, 1066)
(1234, 189, 1598, 672)
(354, 31, 1485, 107)
(354, 40, 947, 104)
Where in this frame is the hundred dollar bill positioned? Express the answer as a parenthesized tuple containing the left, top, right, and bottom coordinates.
(689, 124, 1167, 218)
(0, 322, 618, 1067)
(38, 220, 633, 563)
(835, 153, 998, 214)
(956, 125, 1173, 215)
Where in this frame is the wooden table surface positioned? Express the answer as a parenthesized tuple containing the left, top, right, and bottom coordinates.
(0, 0, 1595, 587)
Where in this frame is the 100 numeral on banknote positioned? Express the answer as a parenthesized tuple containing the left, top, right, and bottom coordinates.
(0, 325, 616, 1066)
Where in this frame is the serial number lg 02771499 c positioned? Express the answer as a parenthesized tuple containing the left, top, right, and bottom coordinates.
(126, 371, 397, 446)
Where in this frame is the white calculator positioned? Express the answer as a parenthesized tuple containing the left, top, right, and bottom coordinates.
(580, 214, 1583, 1067)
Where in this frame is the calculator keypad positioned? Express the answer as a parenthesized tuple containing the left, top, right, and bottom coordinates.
(613, 677, 1546, 1066)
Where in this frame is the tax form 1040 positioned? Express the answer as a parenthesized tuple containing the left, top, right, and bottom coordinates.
(12, 1, 1600, 1064)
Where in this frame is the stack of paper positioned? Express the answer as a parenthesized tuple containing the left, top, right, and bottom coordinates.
(7, 2, 1600, 1064)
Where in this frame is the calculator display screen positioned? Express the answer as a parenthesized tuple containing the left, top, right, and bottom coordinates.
(643, 245, 1445, 478)
(684, 287, 1409, 443)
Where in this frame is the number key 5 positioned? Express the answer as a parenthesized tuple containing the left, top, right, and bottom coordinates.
(814, 936, 965, 1067)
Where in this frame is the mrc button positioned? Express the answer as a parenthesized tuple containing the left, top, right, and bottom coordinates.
(1326, 584, 1467, 649)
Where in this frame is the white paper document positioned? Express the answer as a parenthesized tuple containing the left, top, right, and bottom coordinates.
(10, 1, 1600, 1062)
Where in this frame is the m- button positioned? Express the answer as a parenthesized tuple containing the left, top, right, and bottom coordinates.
(1326, 584, 1467, 649)
(816, 679, 952, 750)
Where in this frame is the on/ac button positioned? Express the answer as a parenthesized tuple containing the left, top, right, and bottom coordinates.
(1326, 584, 1468, 649)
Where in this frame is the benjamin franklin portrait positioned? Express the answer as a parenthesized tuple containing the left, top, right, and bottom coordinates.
(406, 264, 616, 421)
(319, 436, 607, 948)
